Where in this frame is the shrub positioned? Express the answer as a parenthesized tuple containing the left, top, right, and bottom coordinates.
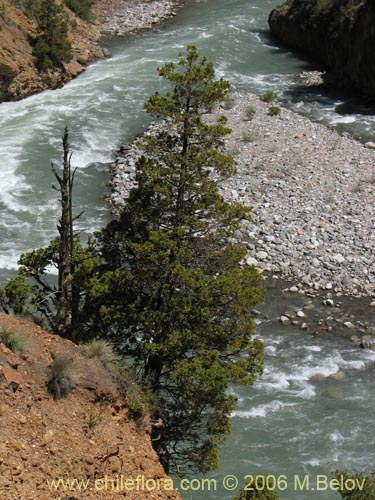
(333, 470, 375, 499)
(242, 131, 256, 142)
(83, 339, 117, 367)
(64, 0, 93, 21)
(232, 475, 280, 500)
(244, 105, 256, 121)
(268, 105, 281, 116)
(32, 0, 72, 71)
(260, 91, 277, 103)
(46, 355, 74, 399)
(222, 94, 236, 110)
(0, 327, 29, 354)
(115, 364, 148, 421)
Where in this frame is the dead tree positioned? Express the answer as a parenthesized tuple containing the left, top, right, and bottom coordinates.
(51, 127, 82, 338)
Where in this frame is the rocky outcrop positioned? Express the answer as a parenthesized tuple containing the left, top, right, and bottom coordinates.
(0, 0, 178, 103)
(0, 0, 107, 102)
(268, 0, 375, 103)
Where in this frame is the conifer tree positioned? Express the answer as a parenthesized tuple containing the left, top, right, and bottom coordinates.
(32, 0, 72, 70)
(88, 46, 265, 474)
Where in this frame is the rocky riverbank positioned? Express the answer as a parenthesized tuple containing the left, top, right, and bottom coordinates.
(108, 90, 375, 300)
(96, 0, 179, 37)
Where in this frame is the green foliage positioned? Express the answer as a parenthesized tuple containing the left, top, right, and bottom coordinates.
(86, 45, 264, 474)
(260, 91, 277, 103)
(85, 406, 104, 430)
(0, 3, 6, 18)
(32, 0, 72, 70)
(115, 365, 149, 421)
(64, 0, 94, 21)
(232, 475, 280, 500)
(244, 105, 256, 120)
(5, 235, 100, 337)
(46, 354, 74, 399)
(268, 105, 281, 116)
(1, 45, 264, 475)
(83, 339, 117, 367)
(0, 327, 30, 354)
(242, 130, 256, 142)
(333, 470, 375, 500)
(0, 275, 33, 315)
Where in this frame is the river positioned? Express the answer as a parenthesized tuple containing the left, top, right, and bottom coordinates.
(0, 0, 374, 498)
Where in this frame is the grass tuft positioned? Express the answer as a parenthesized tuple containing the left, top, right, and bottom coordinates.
(83, 339, 117, 367)
(46, 355, 74, 400)
(0, 327, 29, 354)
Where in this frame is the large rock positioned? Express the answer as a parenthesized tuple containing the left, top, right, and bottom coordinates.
(268, 0, 375, 103)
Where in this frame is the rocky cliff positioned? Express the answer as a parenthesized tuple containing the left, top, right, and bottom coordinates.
(268, 0, 375, 103)
(0, 0, 177, 103)
(0, 313, 181, 499)
(0, 0, 108, 102)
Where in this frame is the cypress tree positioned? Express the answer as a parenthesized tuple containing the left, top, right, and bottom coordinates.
(89, 45, 265, 474)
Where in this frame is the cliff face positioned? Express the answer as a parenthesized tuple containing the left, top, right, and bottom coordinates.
(0, 1, 106, 102)
(268, 0, 375, 103)
(0, 313, 181, 499)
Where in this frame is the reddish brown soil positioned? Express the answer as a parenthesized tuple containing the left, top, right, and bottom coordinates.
(0, 313, 181, 500)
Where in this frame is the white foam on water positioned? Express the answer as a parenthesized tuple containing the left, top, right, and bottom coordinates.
(330, 431, 346, 444)
(199, 31, 213, 38)
(304, 345, 322, 352)
(302, 458, 321, 467)
(329, 115, 357, 124)
(232, 400, 295, 419)
(264, 345, 277, 355)
(0, 256, 19, 271)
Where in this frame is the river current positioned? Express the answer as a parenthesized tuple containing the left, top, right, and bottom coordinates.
(0, 0, 374, 498)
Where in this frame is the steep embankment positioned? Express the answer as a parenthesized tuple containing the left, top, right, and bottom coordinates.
(0, 0, 106, 102)
(268, 0, 375, 103)
(0, 313, 181, 499)
(0, 0, 177, 102)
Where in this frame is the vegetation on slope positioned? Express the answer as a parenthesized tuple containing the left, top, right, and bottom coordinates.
(0, 46, 265, 476)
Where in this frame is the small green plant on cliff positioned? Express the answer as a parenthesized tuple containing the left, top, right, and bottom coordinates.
(242, 130, 256, 142)
(64, 0, 94, 21)
(46, 354, 74, 399)
(333, 470, 375, 500)
(115, 365, 149, 421)
(268, 105, 281, 116)
(32, 0, 72, 70)
(0, 3, 6, 18)
(260, 91, 277, 103)
(84, 339, 117, 368)
(222, 94, 236, 110)
(232, 475, 280, 500)
(0, 327, 29, 354)
(244, 105, 256, 121)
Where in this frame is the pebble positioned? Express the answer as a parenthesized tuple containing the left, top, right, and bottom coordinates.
(99, 0, 178, 37)
(344, 321, 355, 329)
(107, 91, 375, 298)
